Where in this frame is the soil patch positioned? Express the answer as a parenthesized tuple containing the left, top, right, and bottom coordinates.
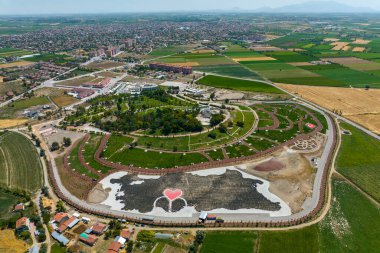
(87, 183, 108, 203)
(254, 159, 285, 172)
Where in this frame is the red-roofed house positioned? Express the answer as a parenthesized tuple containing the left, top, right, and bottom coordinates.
(14, 203, 25, 211)
(107, 241, 122, 253)
(58, 216, 79, 233)
(16, 217, 30, 233)
(120, 229, 132, 240)
(79, 233, 98, 246)
(93, 77, 111, 88)
(91, 223, 108, 235)
(53, 212, 69, 224)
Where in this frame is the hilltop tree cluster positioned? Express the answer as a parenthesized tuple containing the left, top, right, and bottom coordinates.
(99, 107, 203, 135)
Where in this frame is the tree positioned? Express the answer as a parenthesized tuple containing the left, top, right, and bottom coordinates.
(35, 139, 41, 147)
(195, 231, 205, 244)
(56, 200, 66, 212)
(50, 142, 59, 151)
(210, 92, 216, 100)
(40, 149, 45, 157)
(218, 124, 227, 133)
(236, 121, 244, 128)
(126, 240, 134, 253)
(41, 186, 49, 197)
(18, 231, 31, 240)
(63, 137, 72, 147)
(208, 132, 216, 139)
(210, 113, 224, 127)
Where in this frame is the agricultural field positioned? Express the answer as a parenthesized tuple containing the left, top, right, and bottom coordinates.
(0, 95, 52, 119)
(23, 53, 74, 65)
(0, 79, 28, 98)
(148, 44, 197, 57)
(0, 47, 33, 58)
(211, 179, 379, 253)
(0, 119, 28, 129)
(197, 75, 284, 94)
(0, 230, 29, 253)
(0, 131, 43, 192)
(54, 75, 102, 87)
(336, 122, 380, 201)
(86, 60, 125, 70)
(277, 84, 380, 134)
(201, 231, 258, 253)
(34, 87, 79, 107)
(259, 226, 319, 253)
(0, 60, 35, 69)
(194, 64, 262, 79)
(154, 53, 235, 66)
(10, 96, 50, 109)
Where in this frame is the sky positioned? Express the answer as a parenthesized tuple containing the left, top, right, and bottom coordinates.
(0, 0, 379, 15)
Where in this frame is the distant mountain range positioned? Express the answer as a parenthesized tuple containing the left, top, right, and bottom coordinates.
(252, 1, 375, 13)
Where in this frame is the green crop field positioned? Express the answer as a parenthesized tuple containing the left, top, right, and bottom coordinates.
(24, 53, 73, 64)
(198, 167, 377, 253)
(148, 44, 196, 57)
(0, 47, 33, 57)
(201, 231, 258, 253)
(197, 75, 284, 94)
(156, 53, 234, 66)
(0, 131, 43, 192)
(311, 68, 380, 88)
(259, 226, 319, 253)
(318, 179, 380, 252)
(194, 64, 263, 79)
(11, 96, 51, 109)
(265, 51, 319, 62)
(336, 123, 380, 202)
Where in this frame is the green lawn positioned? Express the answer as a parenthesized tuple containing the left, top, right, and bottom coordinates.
(197, 75, 284, 94)
(51, 244, 67, 253)
(205, 149, 225, 161)
(68, 139, 99, 179)
(201, 231, 258, 253)
(0, 188, 34, 227)
(0, 131, 43, 192)
(336, 122, 380, 202)
(0, 190, 18, 217)
(109, 148, 208, 168)
(82, 134, 114, 174)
